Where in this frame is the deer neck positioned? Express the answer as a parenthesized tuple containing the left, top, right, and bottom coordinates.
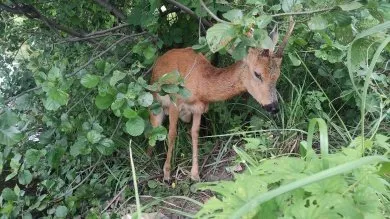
(201, 61, 248, 102)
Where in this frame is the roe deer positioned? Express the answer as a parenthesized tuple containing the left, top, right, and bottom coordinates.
(150, 18, 295, 181)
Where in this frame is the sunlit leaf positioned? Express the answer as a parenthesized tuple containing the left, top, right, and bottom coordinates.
(125, 116, 145, 136)
(80, 74, 100, 88)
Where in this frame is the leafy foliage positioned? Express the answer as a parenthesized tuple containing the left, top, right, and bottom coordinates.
(0, 0, 389, 218)
(196, 119, 390, 219)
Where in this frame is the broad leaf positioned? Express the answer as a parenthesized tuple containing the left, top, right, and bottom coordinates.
(125, 116, 145, 136)
(110, 70, 126, 86)
(222, 9, 243, 22)
(339, 2, 362, 11)
(206, 23, 237, 52)
(137, 92, 154, 107)
(18, 170, 33, 185)
(308, 16, 328, 30)
(0, 111, 23, 146)
(161, 84, 179, 93)
(55, 205, 68, 218)
(95, 94, 115, 109)
(81, 74, 100, 88)
(1, 188, 18, 201)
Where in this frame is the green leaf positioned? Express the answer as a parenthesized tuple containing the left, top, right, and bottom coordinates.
(96, 138, 115, 155)
(161, 84, 179, 93)
(178, 87, 192, 99)
(123, 108, 138, 119)
(47, 145, 66, 169)
(333, 11, 352, 26)
(80, 74, 100, 88)
(143, 46, 157, 60)
(232, 42, 248, 60)
(206, 23, 237, 52)
(308, 15, 328, 30)
(158, 70, 180, 84)
(95, 94, 115, 109)
(0, 111, 23, 146)
(222, 9, 243, 22)
(1, 188, 18, 201)
(125, 116, 145, 136)
(230, 155, 389, 219)
(148, 126, 167, 146)
(137, 92, 154, 107)
(87, 130, 102, 144)
(253, 29, 274, 49)
(44, 88, 69, 110)
(110, 70, 126, 86)
(256, 15, 272, 28)
(18, 170, 33, 185)
(150, 102, 162, 115)
(55, 205, 68, 218)
(148, 180, 158, 189)
(70, 136, 91, 157)
(288, 53, 301, 66)
(47, 66, 61, 82)
(281, 0, 301, 12)
(338, 2, 362, 11)
(25, 149, 42, 167)
(243, 138, 261, 150)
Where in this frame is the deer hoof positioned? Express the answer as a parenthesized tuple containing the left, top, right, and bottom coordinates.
(163, 176, 171, 184)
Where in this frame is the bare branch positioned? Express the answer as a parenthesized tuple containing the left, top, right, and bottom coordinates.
(66, 32, 147, 77)
(199, 0, 230, 24)
(58, 33, 126, 43)
(93, 0, 126, 21)
(85, 23, 130, 37)
(164, 0, 212, 27)
(1, 3, 86, 38)
(271, 7, 334, 17)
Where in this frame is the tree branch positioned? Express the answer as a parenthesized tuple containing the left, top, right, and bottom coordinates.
(199, 0, 230, 24)
(164, 0, 212, 27)
(85, 23, 130, 37)
(66, 32, 147, 77)
(93, 0, 126, 21)
(1, 3, 85, 38)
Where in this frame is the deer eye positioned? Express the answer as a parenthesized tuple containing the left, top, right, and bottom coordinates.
(254, 71, 263, 81)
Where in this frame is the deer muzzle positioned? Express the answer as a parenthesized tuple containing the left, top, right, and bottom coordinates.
(263, 102, 279, 114)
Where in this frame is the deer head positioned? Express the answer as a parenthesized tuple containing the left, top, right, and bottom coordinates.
(241, 17, 295, 114)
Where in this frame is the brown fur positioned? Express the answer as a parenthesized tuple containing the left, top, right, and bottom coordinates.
(149, 47, 286, 181)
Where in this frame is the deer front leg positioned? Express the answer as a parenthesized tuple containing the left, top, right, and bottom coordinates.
(163, 105, 179, 181)
(190, 112, 201, 181)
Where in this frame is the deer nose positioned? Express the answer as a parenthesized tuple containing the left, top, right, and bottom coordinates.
(263, 102, 279, 114)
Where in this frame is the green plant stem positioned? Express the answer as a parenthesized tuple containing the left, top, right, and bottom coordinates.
(271, 7, 334, 17)
(128, 140, 142, 218)
(199, 128, 307, 138)
(306, 118, 328, 156)
(360, 37, 390, 150)
(296, 52, 352, 141)
(231, 155, 389, 219)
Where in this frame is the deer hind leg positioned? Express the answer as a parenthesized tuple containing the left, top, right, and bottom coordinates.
(163, 104, 179, 181)
(190, 112, 201, 181)
(146, 110, 165, 156)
